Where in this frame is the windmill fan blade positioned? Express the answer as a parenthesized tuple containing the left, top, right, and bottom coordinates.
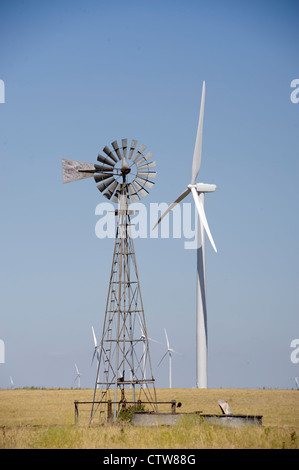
(103, 145, 118, 163)
(135, 176, 155, 190)
(121, 139, 128, 159)
(111, 140, 122, 160)
(135, 151, 152, 166)
(128, 183, 140, 202)
(97, 154, 115, 167)
(190, 81, 205, 185)
(103, 179, 118, 199)
(152, 187, 191, 230)
(137, 171, 157, 179)
(191, 187, 217, 252)
(94, 173, 114, 183)
(62, 159, 95, 184)
(137, 161, 156, 171)
(96, 177, 116, 193)
(132, 180, 149, 198)
(132, 144, 147, 163)
(128, 140, 138, 160)
(112, 183, 123, 203)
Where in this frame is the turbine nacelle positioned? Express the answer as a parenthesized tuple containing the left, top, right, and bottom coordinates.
(188, 183, 216, 193)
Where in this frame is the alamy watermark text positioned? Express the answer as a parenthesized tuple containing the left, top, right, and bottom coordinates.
(95, 201, 201, 249)
(290, 79, 299, 104)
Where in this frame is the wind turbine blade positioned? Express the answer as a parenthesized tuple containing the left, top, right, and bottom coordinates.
(164, 328, 170, 350)
(152, 187, 191, 230)
(157, 351, 168, 367)
(191, 187, 217, 252)
(75, 363, 79, 375)
(138, 313, 145, 337)
(170, 348, 182, 355)
(91, 348, 97, 365)
(137, 314, 161, 343)
(190, 81, 205, 185)
(91, 347, 100, 365)
(91, 326, 97, 347)
(148, 337, 163, 345)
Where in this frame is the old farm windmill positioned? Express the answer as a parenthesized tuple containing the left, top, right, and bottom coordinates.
(62, 139, 158, 423)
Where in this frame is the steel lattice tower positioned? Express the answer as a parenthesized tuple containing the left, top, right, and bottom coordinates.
(90, 183, 158, 423)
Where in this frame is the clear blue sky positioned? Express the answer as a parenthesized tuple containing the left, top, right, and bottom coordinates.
(0, 0, 298, 390)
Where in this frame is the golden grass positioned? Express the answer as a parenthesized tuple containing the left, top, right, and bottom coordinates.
(0, 388, 298, 449)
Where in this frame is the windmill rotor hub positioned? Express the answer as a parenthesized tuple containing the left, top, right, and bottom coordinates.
(121, 158, 131, 174)
(94, 139, 156, 202)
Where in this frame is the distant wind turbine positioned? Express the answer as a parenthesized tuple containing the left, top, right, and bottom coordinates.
(91, 326, 100, 365)
(295, 377, 299, 390)
(137, 313, 161, 388)
(158, 328, 180, 389)
(9, 376, 14, 389)
(72, 363, 81, 389)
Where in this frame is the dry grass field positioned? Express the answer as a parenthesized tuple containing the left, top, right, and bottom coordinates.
(0, 388, 298, 449)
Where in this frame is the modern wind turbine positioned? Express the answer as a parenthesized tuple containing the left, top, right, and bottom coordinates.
(73, 363, 81, 389)
(137, 314, 161, 388)
(153, 81, 217, 389)
(91, 326, 100, 365)
(295, 377, 299, 390)
(157, 328, 179, 389)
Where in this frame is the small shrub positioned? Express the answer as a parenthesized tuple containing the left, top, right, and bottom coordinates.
(117, 403, 146, 422)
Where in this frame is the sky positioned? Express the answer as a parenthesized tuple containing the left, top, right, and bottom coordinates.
(0, 0, 298, 391)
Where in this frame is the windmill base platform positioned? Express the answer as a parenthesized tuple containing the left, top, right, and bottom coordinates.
(132, 412, 263, 428)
